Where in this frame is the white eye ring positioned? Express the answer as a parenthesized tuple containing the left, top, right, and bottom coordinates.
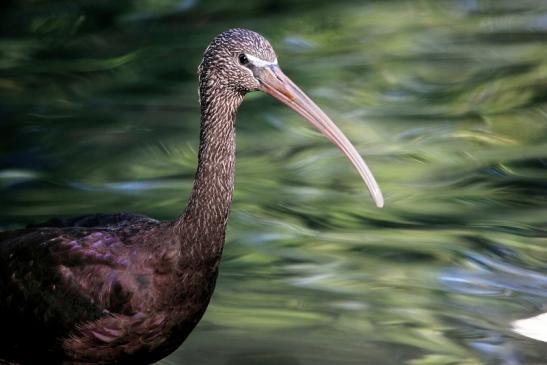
(243, 53, 278, 67)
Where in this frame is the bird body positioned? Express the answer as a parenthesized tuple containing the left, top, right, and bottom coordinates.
(0, 216, 221, 364)
(0, 29, 383, 364)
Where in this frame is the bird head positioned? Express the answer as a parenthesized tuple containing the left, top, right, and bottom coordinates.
(199, 28, 384, 208)
(199, 28, 277, 94)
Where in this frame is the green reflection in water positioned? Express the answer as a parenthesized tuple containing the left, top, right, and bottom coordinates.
(1, 0, 547, 364)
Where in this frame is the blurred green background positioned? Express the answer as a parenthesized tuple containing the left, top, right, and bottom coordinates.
(1, 0, 547, 364)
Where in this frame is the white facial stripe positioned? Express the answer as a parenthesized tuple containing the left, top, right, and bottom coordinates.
(246, 54, 278, 67)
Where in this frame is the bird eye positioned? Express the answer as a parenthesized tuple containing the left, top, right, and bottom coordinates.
(238, 53, 249, 65)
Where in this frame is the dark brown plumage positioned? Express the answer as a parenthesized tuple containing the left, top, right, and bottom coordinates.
(0, 28, 383, 365)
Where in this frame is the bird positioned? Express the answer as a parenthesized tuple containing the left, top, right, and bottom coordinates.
(0, 28, 383, 365)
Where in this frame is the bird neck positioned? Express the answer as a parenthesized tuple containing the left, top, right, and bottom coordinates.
(176, 87, 243, 258)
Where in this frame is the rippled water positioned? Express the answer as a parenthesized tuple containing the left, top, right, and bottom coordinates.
(2, 1, 547, 364)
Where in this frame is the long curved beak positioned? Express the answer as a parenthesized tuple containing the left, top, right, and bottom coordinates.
(256, 65, 384, 208)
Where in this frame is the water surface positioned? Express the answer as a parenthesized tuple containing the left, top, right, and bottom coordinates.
(1, 1, 547, 364)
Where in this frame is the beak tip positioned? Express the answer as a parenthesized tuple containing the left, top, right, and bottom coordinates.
(375, 198, 384, 208)
(370, 187, 384, 208)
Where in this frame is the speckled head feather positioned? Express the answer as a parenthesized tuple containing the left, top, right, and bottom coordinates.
(198, 28, 277, 95)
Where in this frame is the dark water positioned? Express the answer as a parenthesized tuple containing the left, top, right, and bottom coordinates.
(2, 1, 547, 364)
